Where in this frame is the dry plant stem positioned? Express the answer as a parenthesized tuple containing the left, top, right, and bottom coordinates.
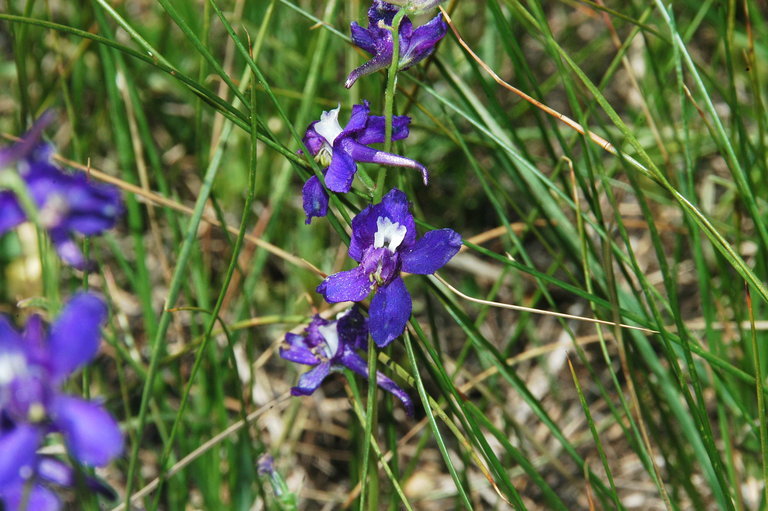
(111, 394, 291, 511)
(432, 274, 658, 335)
(439, 6, 617, 155)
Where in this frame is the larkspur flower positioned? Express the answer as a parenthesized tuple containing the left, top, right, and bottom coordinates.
(0, 115, 123, 269)
(280, 307, 414, 416)
(317, 189, 461, 346)
(0, 453, 115, 511)
(301, 100, 428, 224)
(345, 0, 447, 88)
(0, 293, 123, 510)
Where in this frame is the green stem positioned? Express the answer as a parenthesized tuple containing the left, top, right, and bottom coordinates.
(359, 335, 379, 511)
(374, 9, 406, 203)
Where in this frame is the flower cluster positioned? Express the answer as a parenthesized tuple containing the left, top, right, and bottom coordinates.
(284, 1, 455, 416)
(0, 115, 123, 270)
(0, 293, 123, 510)
(0, 118, 124, 509)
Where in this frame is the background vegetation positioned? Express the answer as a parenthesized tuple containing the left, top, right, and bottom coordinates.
(2, 0, 768, 509)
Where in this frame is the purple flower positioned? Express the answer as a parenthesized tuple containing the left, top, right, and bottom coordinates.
(301, 101, 428, 224)
(317, 189, 461, 346)
(345, 0, 447, 88)
(0, 453, 115, 511)
(0, 293, 123, 509)
(280, 308, 414, 416)
(0, 116, 123, 269)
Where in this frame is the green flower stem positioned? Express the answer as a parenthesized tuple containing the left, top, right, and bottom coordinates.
(374, 9, 407, 203)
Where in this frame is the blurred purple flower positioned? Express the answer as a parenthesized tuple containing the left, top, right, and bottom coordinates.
(345, 0, 447, 88)
(280, 307, 414, 416)
(317, 189, 461, 346)
(0, 293, 123, 510)
(0, 115, 123, 269)
(301, 101, 428, 224)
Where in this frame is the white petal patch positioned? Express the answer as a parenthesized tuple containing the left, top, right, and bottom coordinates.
(318, 322, 341, 358)
(314, 104, 344, 146)
(0, 351, 28, 385)
(374, 216, 407, 252)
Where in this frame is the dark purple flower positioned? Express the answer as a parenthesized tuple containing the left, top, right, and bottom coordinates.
(0, 116, 123, 269)
(0, 293, 123, 509)
(345, 0, 447, 88)
(317, 189, 461, 346)
(0, 452, 115, 511)
(280, 307, 414, 416)
(301, 101, 428, 224)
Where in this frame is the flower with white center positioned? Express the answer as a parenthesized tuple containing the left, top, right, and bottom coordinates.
(300, 101, 428, 224)
(374, 216, 407, 252)
(317, 189, 462, 346)
(279, 308, 414, 416)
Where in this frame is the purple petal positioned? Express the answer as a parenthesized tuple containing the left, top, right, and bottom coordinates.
(50, 395, 123, 467)
(341, 101, 371, 136)
(374, 370, 415, 417)
(355, 114, 411, 145)
(48, 292, 107, 380)
(2, 483, 61, 511)
(400, 14, 447, 69)
(0, 112, 54, 168)
(0, 425, 40, 487)
(324, 145, 358, 193)
(302, 175, 329, 224)
(401, 229, 462, 275)
(0, 192, 25, 235)
(348, 203, 382, 262)
(338, 348, 414, 416)
(301, 121, 326, 157)
(48, 228, 89, 270)
(22, 315, 48, 366)
(280, 333, 320, 366)
(345, 38, 393, 88)
(317, 267, 373, 303)
(337, 347, 368, 376)
(336, 307, 369, 351)
(350, 22, 377, 54)
(37, 457, 116, 500)
(343, 140, 428, 185)
(61, 177, 122, 235)
(369, 277, 412, 347)
(291, 361, 331, 396)
(0, 316, 24, 349)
